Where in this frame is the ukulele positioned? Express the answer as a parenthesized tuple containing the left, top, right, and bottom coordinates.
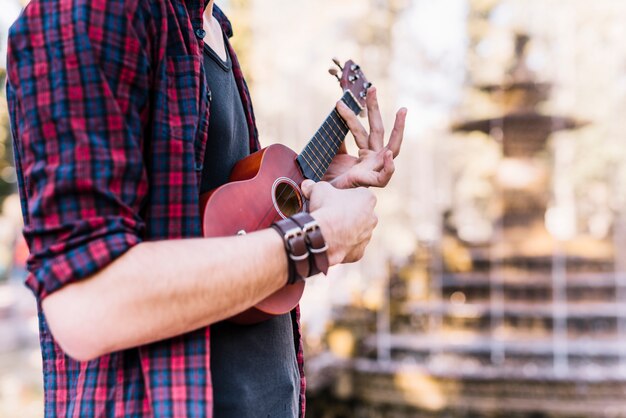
(200, 59, 371, 324)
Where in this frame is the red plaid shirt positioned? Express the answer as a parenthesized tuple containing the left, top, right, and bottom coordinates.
(6, 0, 306, 416)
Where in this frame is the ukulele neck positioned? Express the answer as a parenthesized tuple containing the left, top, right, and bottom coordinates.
(296, 91, 363, 182)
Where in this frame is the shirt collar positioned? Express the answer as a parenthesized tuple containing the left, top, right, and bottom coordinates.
(185, 1, 233, 39)
(212, 4, 234, 38)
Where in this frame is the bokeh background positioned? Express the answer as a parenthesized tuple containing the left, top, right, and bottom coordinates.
(3, 0, 626, 417)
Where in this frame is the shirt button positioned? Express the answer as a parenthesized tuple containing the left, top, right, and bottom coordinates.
(195, 162, 204, 172)
(206, 90, 212, 102)
(195, 28, 206, 39)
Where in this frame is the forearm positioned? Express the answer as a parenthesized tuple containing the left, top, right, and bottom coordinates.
(43, 229, 287, 361)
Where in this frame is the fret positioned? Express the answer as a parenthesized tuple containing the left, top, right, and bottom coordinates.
(330, 111, 348, 132)
(329, 114, 346, 138)
(308, 138, 332, 168)
(342, 91, 363, 115)
(319, 124, 339, 151)
(325, 116, 344, 141)
(333, 110, 349, 129)
(300, 149, 324, 180)
(296, 91, 362, 181)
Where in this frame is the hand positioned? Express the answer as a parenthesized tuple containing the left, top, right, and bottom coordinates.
(325, 87, 407, 189)
(301, 180, 378, 266)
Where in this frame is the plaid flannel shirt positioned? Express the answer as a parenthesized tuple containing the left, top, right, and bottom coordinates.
(6, 0, 306, 416)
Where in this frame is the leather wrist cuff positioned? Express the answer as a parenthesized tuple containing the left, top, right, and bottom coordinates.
(290, 212, 329, 276)
(271, 217, 310, 285)
(271, 212, 330, 285)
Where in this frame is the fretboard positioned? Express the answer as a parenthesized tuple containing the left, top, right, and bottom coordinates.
(297, 91, 363, 181)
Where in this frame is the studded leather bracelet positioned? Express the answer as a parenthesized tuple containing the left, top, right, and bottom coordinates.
(271, 213, 329, 285)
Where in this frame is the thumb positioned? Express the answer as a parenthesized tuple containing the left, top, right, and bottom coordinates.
(301, 179, 315, 198)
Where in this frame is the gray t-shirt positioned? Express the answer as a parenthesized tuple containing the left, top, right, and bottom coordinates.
(201, 40, 300, 417)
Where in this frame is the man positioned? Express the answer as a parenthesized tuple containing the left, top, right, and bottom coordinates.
(6, 0, 407, 416)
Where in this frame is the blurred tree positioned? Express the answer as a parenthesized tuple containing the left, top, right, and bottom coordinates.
(226, 0, 254, 83)
(0, 67, 16, 205)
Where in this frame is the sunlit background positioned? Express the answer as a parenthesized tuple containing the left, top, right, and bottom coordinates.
(3, 0, 626, 417)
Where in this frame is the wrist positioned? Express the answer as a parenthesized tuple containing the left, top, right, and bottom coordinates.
(265, 228, 291, 287)
(309, 209, 343, 267)
(290, 212, 329, 276)
(271, 213, 331, 285)
(271, 218, 310, 285)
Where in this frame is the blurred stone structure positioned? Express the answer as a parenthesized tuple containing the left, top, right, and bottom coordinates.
(306, 2, 626, 417)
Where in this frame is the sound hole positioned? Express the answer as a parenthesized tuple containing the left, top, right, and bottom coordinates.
(273, 179, 303, 218)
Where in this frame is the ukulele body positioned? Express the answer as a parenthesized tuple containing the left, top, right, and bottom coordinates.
(200, 59, 370, 325)
(200, 143, 307, 324)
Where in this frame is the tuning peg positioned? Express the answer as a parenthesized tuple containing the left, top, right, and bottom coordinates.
(332, 57, 343, 70)
(328, 67, 341, 82)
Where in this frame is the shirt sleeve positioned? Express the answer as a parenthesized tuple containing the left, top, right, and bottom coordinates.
(6, 0, 152, 301)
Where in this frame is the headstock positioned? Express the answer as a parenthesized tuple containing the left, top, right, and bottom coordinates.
(329, 58, 372, 112)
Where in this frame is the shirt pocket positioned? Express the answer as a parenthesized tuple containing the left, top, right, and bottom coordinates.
(165, 55, 202, 143)
(163, 55, 210, 182)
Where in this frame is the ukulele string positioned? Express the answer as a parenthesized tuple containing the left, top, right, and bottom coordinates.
(252, 142, 330, 230)
(249, 145, 325, 231)
(251, 120, 344, 231)
(273, 106, 351, 221)
(251, 97, 354, 231)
